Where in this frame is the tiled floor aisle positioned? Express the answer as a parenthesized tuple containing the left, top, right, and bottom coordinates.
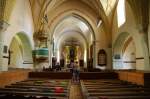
(70, 83, 83, 99)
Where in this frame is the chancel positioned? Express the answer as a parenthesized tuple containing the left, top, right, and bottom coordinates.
(0, 0, 150, 99)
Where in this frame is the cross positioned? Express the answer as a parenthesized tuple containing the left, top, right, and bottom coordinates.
(8, 50, 13, 65)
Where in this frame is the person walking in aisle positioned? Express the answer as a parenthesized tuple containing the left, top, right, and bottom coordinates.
(72, 62, 80, 84)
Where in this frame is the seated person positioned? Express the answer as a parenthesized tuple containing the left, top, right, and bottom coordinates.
(42, 66, 46, 71)
(56, 62, 61, 71)
(70, 62, 74, 73)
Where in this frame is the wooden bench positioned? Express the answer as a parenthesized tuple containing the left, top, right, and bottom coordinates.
(81, 79, 150, 99)
(0, 79, 71, 99)
(97, 96, 150, 99)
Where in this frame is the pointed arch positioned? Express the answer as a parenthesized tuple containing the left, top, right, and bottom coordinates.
(9, 32, 33, 68)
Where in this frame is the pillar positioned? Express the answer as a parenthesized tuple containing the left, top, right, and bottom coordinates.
(48, 40, 52, 68)
(93, 41, 96, 68)
(106, 48, 112, 70)
(136, 24, 150, 70)
(0, 20, 9, 71)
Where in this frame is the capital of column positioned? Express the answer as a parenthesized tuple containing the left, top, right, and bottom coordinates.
(0, 20, 9, 32)
(136, 24, 143, 33)
(136, 23, 149, 33)
(93, 40, 96, 46)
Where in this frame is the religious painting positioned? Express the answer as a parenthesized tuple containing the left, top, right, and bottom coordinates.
(98, 49, 107, 66)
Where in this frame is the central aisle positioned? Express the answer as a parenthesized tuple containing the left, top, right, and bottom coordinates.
(70, 83, 83, 99)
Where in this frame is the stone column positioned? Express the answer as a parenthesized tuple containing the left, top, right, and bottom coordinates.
(93, 41, 96, 68)
(0, 20, 9, 71)
(148, 24, 150, 55)
(106, 48, 112, 70)
(48, 40, 53, 68)
(136, 24, 150, 70)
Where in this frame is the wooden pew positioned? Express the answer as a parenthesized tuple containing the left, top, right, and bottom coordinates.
(0, 88, 68, 93)
(86, 87, 150, 92)
(0, 79, 71, 99)
(97, 96, 150, 99)
(81, 80, 150, 99)
(6, 85, 68, 90)
(88, 91, 150, 96)
(29, 72, 72, 79)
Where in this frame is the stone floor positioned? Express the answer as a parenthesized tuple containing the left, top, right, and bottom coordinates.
(70, 83, 83, 99)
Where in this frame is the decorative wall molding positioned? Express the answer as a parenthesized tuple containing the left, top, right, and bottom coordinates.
(23, 61, 33, 64)
(3, 56, 8, 58)
(136, 57, 144, 60)
(123, 61, 136, 63)
(0, 20, 9, 31)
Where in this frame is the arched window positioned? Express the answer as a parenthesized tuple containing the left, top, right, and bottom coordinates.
(98, 49, 107, 66)
(117, 0, 126, 27)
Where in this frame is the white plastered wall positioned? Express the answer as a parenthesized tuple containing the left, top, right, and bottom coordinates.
(95, 25, 110, 69)
(122, 40, 136, 69)
(112, 1, 149, 70)
(1, 0, 34, 70)
(9, 38, 22, 68)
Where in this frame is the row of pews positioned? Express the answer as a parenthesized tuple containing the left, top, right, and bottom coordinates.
(81, 79, 150, 99)
(0, 79, 71, 99)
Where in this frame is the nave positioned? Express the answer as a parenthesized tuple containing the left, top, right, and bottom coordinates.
(0, 0, 150, 99)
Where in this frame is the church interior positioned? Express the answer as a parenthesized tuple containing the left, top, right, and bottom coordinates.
(0, 0, 150, 99)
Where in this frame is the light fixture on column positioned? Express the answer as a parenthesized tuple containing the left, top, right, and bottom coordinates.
(97, 19, 102, 28)
(43, 14, 48, 24)
(43, 1, 49, 24)
(0, 20, 9, 32)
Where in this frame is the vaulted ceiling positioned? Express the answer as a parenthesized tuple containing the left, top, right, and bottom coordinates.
(27, 0, 150, 49)
(0, 0, 149, 45)
(29, 0, 118, 33)
(0, 0, 149, 32)
(127, 0, 149, 32)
